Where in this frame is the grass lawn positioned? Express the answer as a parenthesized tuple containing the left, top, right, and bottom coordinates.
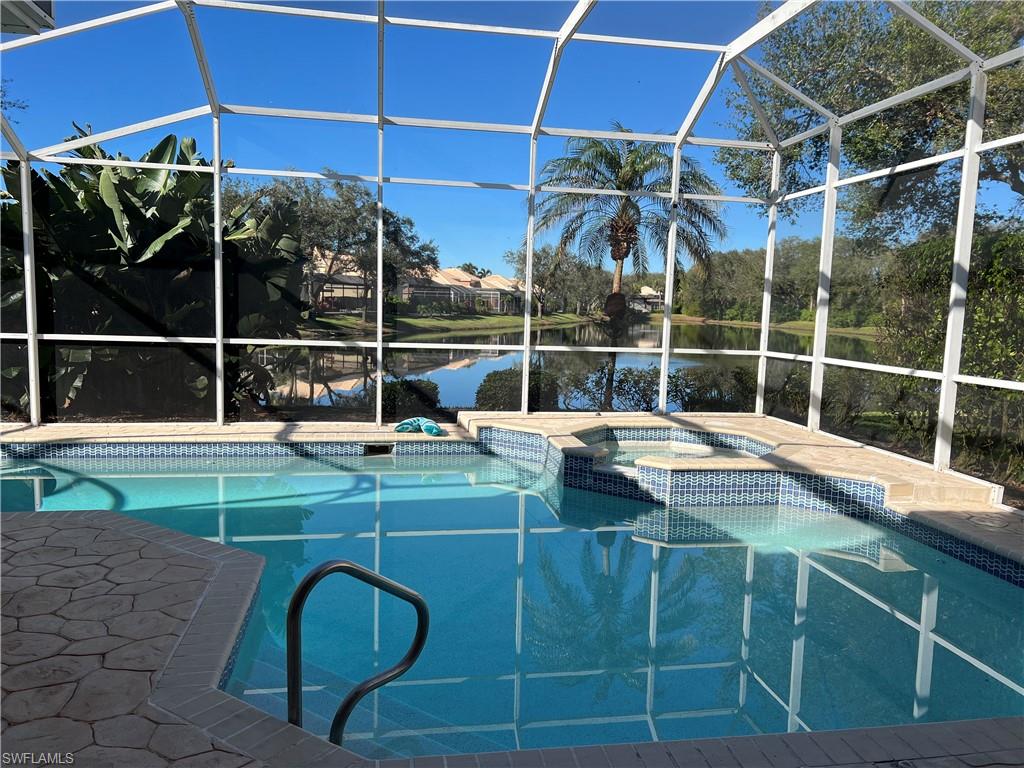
(769, 319, 879, 339)
(671, 314, 878, 339)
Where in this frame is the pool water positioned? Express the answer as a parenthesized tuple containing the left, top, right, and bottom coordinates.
(2, 454, 1022, 760)
(595, 441, 754, 468)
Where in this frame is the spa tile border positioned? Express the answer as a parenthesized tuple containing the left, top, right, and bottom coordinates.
(3, 414, 1020, 580)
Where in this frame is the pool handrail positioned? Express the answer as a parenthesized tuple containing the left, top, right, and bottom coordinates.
(285, 559, 430, 746)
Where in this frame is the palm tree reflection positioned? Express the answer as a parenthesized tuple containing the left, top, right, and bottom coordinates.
(525, 534, 702, 702)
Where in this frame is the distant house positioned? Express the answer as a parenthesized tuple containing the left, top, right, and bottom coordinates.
(305, 251, 526, 316)
(628, 285, 665, 312)
(399, 267, 525, 315)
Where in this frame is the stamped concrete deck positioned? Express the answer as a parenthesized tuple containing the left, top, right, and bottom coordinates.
(2, 498, 1023, 767)
(1, 511, 362, 768)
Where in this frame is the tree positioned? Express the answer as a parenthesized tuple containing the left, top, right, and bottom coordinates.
(457, 262, 491, 278)
(524, 536, 701, 701)
(718, 2, 1024, 205)
(504, 244, 587, 318)
(0, 77, 27, 121)
(536, 124, 726, 408)
(222, 175, 439, 325)
(537, 123, 726, 298)
(0, 129, 306, 421)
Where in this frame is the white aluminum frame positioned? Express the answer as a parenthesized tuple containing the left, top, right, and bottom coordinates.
(1, 0, 1021, 498)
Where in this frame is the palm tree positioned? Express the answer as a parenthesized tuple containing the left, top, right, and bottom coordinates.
(536, 122, 726, 301)
(524, 535, 701, 703)
(536, 124, 726, 410)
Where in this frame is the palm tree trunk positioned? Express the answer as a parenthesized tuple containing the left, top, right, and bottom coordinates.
(602, 351, 617, 411)
(611, 259, 625, 294)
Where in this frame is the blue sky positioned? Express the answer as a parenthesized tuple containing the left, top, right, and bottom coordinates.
(3, 1, 807, 274)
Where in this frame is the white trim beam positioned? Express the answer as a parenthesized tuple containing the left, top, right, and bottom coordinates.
(226, 167, 376, 183)
(732, 62, 782, 149)
(953, 374, 1024, 393)
(220, 104, 375, 124)
(822, 356, 943, 381)
(385, 115, 529, 134)
(571, 33, 724, 53)
(838, 67, 972, 127)
(657, 145, 684, 412)
(834, 150, 965, 188)
(982, 46, 1024, 72)
(780, 122, 830, 149)
(807, 121, 841, 431)
(0, 1, 176, 52)
(775, 184, 827, 204)
(521, 0, 595, 413)
(885, 1, 981, 64)
(7, 120, 42, 425)
(212, 113, 225, 425)
(175, 0, 220, 114)
(723, 1, 819, 66)
(375, 0, 385, 427)
(935, 65, 987, 471)
(194, 0, 375, 23)
(191, 0, 732, 52)
(31, 106, 212, 157)
(674, 55, 727, 148)
(33, 155, 216, 174)
(756, 151, 782, 413)
(1, 117, 28, 160)
(977, 133, 1024, 154)
(530, 0, 595, 134)
(740, 56, 837, 122)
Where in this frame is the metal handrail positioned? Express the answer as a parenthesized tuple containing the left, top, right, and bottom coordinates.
(286, 560, 430, 746)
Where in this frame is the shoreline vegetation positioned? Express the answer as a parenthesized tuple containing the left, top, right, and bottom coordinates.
(311, 311, 880, 341)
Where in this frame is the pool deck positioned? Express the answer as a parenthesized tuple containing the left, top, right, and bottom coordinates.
(3, 510, 1023, 768)
(3, 412, 1021, 566)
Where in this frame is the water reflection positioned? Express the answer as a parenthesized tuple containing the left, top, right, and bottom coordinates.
(5, 456, 1021, 759)
(393, 318, 875, 360)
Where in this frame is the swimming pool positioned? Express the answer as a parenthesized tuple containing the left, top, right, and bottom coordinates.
(2, 449, 1022, 760)
(593, 440, 755, 468)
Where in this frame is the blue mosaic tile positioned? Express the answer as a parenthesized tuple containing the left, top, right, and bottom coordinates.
(3, 425, 1020, 586)
(0, 441, 365, 460)
(392, 441, 483, 456)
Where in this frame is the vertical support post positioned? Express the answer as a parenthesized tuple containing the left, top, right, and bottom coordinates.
(520, 134, 539, 414)
(18, 160, 41, 426)
(646, 542, 660, 739)
(657, 146, 683, 412)
(807, 120, 841, 431)
(756, 151, 782, 414)
(658, 55, 726, 412)
(914, 573, 938, 719)
(374, 0, 385, 426)
(787, 551, 809, 732)
(934, 64, 986, 470)
(372, 470, 383, 734)
(212, 113, 225, 425)
(513, 491, 525, 748)
(520, 2, 593, 413)
(216, 474, 226, 544)
(738, 545, 754, 707)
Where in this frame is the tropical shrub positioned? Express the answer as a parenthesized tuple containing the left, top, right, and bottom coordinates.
(379, 378, 440, 421)
(474, 367, 558, 411)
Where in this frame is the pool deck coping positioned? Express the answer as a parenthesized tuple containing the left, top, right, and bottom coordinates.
(3, 412, 1022, 567)
(4, 511, 1023, 768)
